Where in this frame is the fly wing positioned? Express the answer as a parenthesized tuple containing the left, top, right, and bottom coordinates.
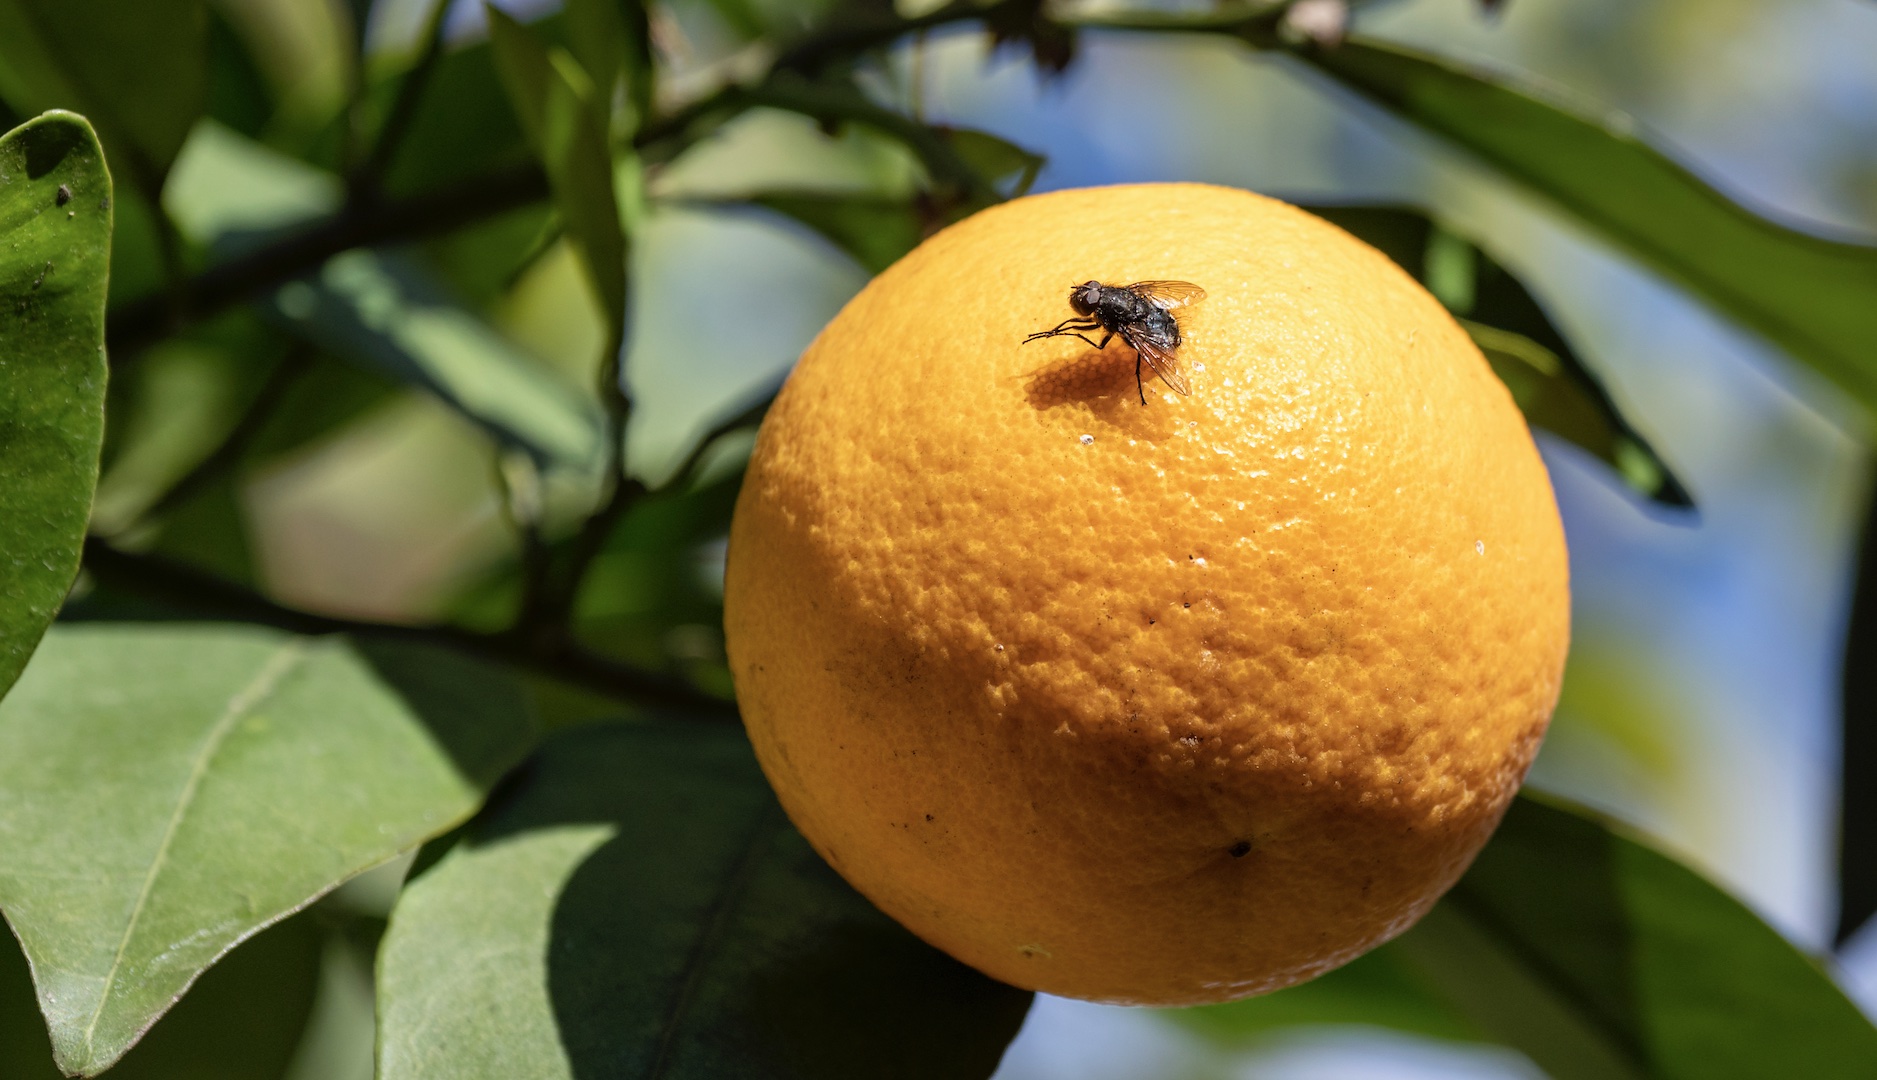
(1128, 330, 1191, 396)
(1128, 280, 1208, 310)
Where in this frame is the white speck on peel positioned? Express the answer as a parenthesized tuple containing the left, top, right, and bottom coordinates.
(1192, 361, 1205, 372)
(1476, 540, 1485, 555)
(1079, 434, 1094, 445)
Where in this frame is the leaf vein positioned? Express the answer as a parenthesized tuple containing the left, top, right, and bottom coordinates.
(75, 638, 310, 1058)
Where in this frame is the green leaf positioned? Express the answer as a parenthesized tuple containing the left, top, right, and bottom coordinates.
(377, 32, 531, 199)
(486, 5, 628, 337)
(748, 193, 922, 274)
(1170, 943, 1485, 1047)
(0, 905, 324, 1080)
(1303, 203, 1690, 507)
(268, 249, 605, 473)
(377, 721, 1033, 1079)
(0, 624, 536, 1075)
(940, 127, 1043, 199)
(0, 0, 206, 195)
(1393, 794, 1877, 1080)
(1300, 38, 1877, 417)
(0, 112, 110, 698)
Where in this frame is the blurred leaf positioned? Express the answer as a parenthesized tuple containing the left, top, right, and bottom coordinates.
(1171, 944, 1485, 1047)
(377, 721, 1033, 1079)
(0, 624, 536, 1075)
(1304, 204, 1690, 507)
(725, 123, 1044, 274)
(1836, 483, 1877, 944)
(93, 316, 291, 534)
(984, 0, 1075, 72)
(0, 0, 205, 195)
(749, 193, 921, 273)
(487, 5, 628, 336)
(163, 119, 342, 255)
(742, 81, 1001, 211)
(203, 6, 277, 141)
(378, 31, 533, 198)
(940, 127, 1043, 198)
(1393, 794, 1877, 1080)
(0, 903, 324, 1080)
(0, 112, 110, 697)
(563, 0, 653, 127)
(1301, 38, 1877, 418)
(267, 249, 605, 473)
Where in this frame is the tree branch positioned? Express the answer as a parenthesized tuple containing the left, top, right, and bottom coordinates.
(80, 539, 737, 717)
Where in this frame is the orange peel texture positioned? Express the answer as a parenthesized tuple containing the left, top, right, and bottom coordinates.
(724, 183, 1570, 1005)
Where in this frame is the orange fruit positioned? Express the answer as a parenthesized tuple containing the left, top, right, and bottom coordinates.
(723, 183, 1570, 1005)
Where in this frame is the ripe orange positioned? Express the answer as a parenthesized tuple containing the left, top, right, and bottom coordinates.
(723, 183, 1569, 1005)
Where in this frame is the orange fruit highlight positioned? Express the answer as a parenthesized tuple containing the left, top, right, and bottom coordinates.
(723, 183, 1570, 1005)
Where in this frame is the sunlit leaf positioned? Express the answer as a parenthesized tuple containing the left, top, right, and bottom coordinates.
(1304, 203, 1690, 507)
(1301, 38, 1877, 417)
(486, 5, 628, 337)
(377, 721, 1033, 1080)
(0, 0, 205, 196)
(268, 249, 605, 473)
(0, 624, 536, 1075)
(0, 905, 324, 1080)
(0, 111, 110, 698)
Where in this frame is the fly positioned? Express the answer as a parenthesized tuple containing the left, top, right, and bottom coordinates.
(1023, 280, 1207, 404)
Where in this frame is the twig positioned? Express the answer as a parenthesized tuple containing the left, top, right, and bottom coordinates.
(106, 162, 552, 358)
(104, 85, 751, 361)
(80, 538, 737, 716)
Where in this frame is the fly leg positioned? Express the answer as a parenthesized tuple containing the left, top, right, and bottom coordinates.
(1024, 317, 1101, 344)
(1134, 351, 1145, 405)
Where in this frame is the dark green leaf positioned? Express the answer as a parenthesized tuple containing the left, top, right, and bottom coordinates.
(749, 193, 921, 273)
(726, 125, 1043, 274)
(486, 5, 628, 337)
(940, 126, 1043, 198)
(203, 7, 276, 141)
(0, 0, 205, 196)
(0, 904, 324, 1080)
(0, 624, 535, 1075)
(1304, 203, 1691, 507)
(267, 249, 605, 473)
(0, 111, 109, 698)
(1300, 38, 1877, 417)
(1836, 485, 1877, 944)
(377, 721, 1033, 1079)
(378, 32, 532, 199)
(1394, 794, 1877, 1080)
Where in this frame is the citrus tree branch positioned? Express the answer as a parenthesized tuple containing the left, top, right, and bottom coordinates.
(80, 538, 737, 716)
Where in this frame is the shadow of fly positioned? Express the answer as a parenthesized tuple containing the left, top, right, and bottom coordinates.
(1023, 280, 1207, 405)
